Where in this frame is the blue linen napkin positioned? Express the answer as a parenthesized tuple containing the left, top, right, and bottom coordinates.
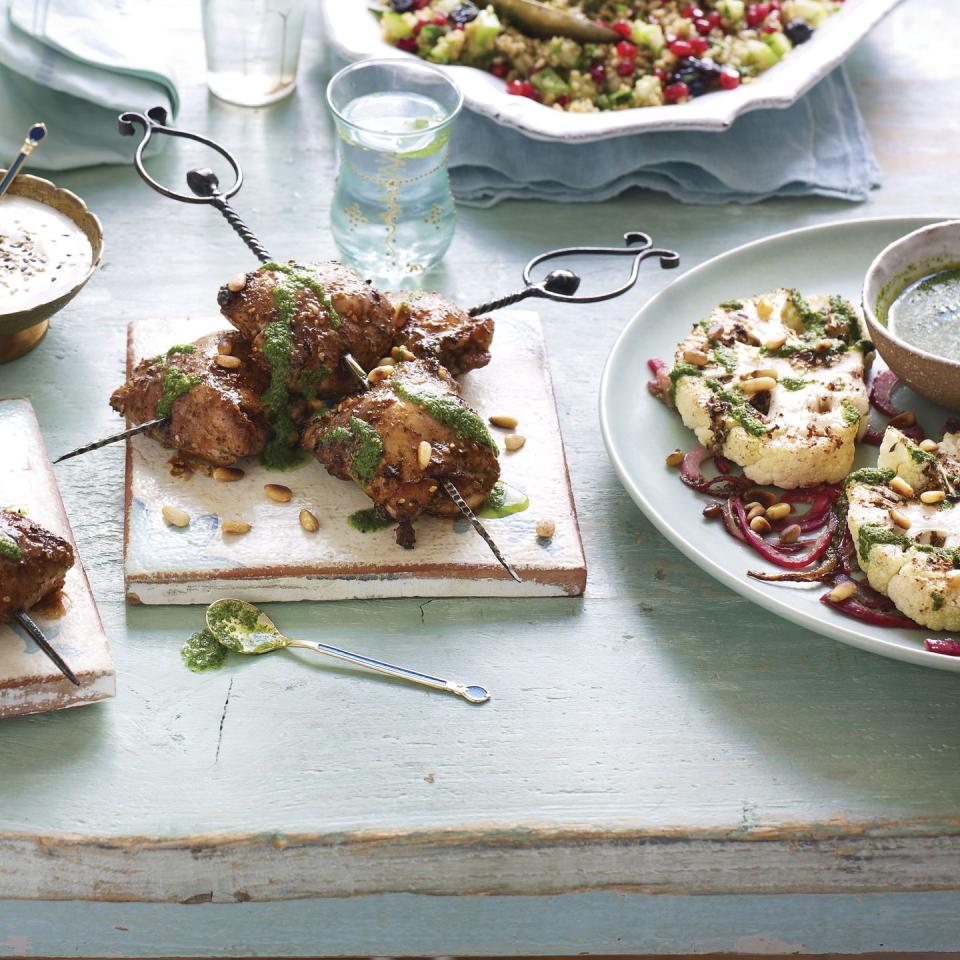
(0, 0, 178, 171)
(449, 68, 880, 207)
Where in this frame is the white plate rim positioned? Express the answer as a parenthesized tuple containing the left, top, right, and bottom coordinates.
(322, 0, 904, 143)
(599, 214, 960, 673)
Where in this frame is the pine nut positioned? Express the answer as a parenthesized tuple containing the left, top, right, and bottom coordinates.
(213, 466, 245, 482)
(779, 523, 802, 544)
(215, 354, 241, 370)
(766, 503, 792, 521)
(763, 335, 787, 350)
(703, 503, 723, 519)
(921, 490, 946, 505)
(739, 376, 777, 395)
(222, 520, 251, 536)
(752, 368, 779, 380)
(920, 439, 940, 453)
(307, 399, 325, 411)
(162, 505, 190, 528)
(815, 339, 833, 352)
(756, 297, 774, 319)
(299, 509, 320, 532)
(891, 476, 914, 498)
(505, 434, 526, 451)
(750, 516, 771, 534)
(378, 357, 393, 369)
(888, 410, 916, 429)
(418, 440, 432, 470)
(890, 508, 912, 529)
(683, 349, 709, 367)
(745, 500, 763, 512)
(489, 415, 519, 429)
(748, 490, 779, 508)
(368, 365, 394, 384)
(829, 581, 858, 603)
(747, 505, 766, 522)
(391, 345, 415, 362)
(226, 272, 247, 292)
(706, 322, 724, 340)
(665, 449, 684, 468)
(217, 339, 233, 355)
(536, 519, 556, 540)
(817, 395, 833, 413)
(265, 483, 292, 503)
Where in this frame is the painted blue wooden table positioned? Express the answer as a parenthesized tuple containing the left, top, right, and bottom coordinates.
(2, 1, 959, 956)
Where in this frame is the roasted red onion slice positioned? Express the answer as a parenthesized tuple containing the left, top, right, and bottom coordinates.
(647, 357, 672, 405)
(734, 498, 836, 570)
(925, 638, 960, 656)
(869, 368, 903, 418)
(820, 593, 919, 628)
(680, 447, 752, 498)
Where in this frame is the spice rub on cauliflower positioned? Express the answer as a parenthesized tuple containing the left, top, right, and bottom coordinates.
(846, 427, 960, 631)
(663, 289, 871, 489)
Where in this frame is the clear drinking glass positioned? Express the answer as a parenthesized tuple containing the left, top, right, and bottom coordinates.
(202, 0, 306, 107)
(327, 59, 463, 283)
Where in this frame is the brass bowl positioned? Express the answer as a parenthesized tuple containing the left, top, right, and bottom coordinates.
(862, 220, 960, 410)
(0, 172, 103, 363)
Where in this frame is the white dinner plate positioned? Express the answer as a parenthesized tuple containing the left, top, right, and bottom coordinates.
(600, 216, 960, 673)
(323, 0, 903, 143)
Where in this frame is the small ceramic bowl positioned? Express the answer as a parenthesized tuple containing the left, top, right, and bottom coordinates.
(0, 172, 103, 363)
(863, 219, 960, 411)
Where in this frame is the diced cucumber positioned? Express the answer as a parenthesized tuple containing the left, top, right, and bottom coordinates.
(631, 21, 665, 54)
(530, 67, 570, 100)
(717, 0, 745, 21)
(783, 0, 833, 26)
(763, 31, 793, 59)
(381, 11, 414, 43)
(464, 7, 503, 59)
(745, 38, 779, 69)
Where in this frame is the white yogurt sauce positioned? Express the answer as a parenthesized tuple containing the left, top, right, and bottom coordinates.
(0, 195, 93, 313)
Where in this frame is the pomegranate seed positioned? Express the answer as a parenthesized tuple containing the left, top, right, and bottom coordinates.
(669, 39, 694, 58)
(590, 63, 606, 85)
(555, 94, 570, 107)
(707, 11, 723, 27)
(746, 3, 770, 26)
(507, 79, 538, 100)
(413, 0, 430, 8)
(653, 67, 667, 81)
(770, 0, 781, 9)
(612, 20, 633, 38)
(718, 68, 740, 89)
(616, 58, 636, 77)
(433, 13, 447, 25)
(616, 40, 638, 58)
(690, 36, 709, 54)
(682, 5, 703, 17)
(491, 61, 508, 78)
(762, 23, 777, 32)
(396, 36, 417, 52)
(694, 17, 713, 34)
(663, 81, 690, 103)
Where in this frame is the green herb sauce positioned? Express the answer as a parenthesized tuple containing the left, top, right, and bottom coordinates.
(296, 365, 332, 401)
(181, 629, 228, 673)
(155, 366, 200, 419)
(933, 593, 945, 612)
(887, 267, 960, 361)
(0, 535, 21, 561)
(845, 467, 895, 490)
(719, 300, 743, 310)
(829, 294, 862, 341)
(909, 445, 936, 465)
(668, 362, 702, 400)
(262, 262, 342, 329)
(206, 599, 262, 641)
(712, 344, 737, 373)
(348, 508, 395, 533)
(315, 418, 384, 482)
(780, 377, 810, 391)
(166, 343, 197, 357)
(841, 399, 861, 424)
(706, 379, 768, 438)
(392, 380, 498, 454)
(478, 480, 530, 519)
(858, 523, 910, 562)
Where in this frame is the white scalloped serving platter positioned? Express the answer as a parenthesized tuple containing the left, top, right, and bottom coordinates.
(323, 0, 902, 143)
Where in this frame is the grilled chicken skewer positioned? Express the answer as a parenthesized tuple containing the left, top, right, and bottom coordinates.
(304, 356, 520, 581)
(0, 510, 80, 685)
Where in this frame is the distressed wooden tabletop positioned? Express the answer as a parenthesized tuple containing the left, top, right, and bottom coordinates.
(2, 1, 959, 956)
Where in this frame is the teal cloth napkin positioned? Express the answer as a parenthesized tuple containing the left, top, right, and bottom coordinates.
(449, 68, 880, 207)
(0, 0, 178, 171)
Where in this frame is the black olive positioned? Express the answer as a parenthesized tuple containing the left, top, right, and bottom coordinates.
(390, 0, 415, 11)
(449, 1, 479, 24)
(784, 20, 813, 44)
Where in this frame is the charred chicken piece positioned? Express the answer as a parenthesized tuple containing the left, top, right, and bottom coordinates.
(385, 291, 494, 375)
(217, 261, 399, 400)
(302, 358, 501, 548)
(110, 331, 270, 467)
(0, 510, 75, 623)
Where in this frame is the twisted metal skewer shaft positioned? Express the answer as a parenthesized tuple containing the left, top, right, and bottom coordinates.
(15, 611, 80, 685)
(54, 418, 165, 464)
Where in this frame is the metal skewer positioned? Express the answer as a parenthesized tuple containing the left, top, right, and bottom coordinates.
(54, 417, 164, 464)
(0, 123, 47, 200)
(14, 610, 80, 686)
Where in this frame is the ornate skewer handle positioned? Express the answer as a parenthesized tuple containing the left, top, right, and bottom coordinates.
(117, 107, 272, 263)
(469, 231, 680, 316)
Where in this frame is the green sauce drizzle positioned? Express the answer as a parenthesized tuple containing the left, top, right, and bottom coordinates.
(841, 399, 861, 424)
(262, 262, 341, 330)
(712, 345, 737, 373)
(668, 362, 702, 400)
(719, 300, 743, 310)
(316, 417, 384, 482)
(156, 366, 201, 419)
(0, 535, 21, 561)
(478, 481, 529, 519)
(845, 467, 895, 490)
(206, 599, 262, 640)
(296, 365, 332, 402)
(166, 344, 197, 357)
(909, 445, 936, 465)
(392, 380, 498, 454)
(348, 508, 394, 533)
(181, 630, 228, 673)
(858, 523, 911, 562)
(706, 379, 768, 438)
(780, 377, 809, 391)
